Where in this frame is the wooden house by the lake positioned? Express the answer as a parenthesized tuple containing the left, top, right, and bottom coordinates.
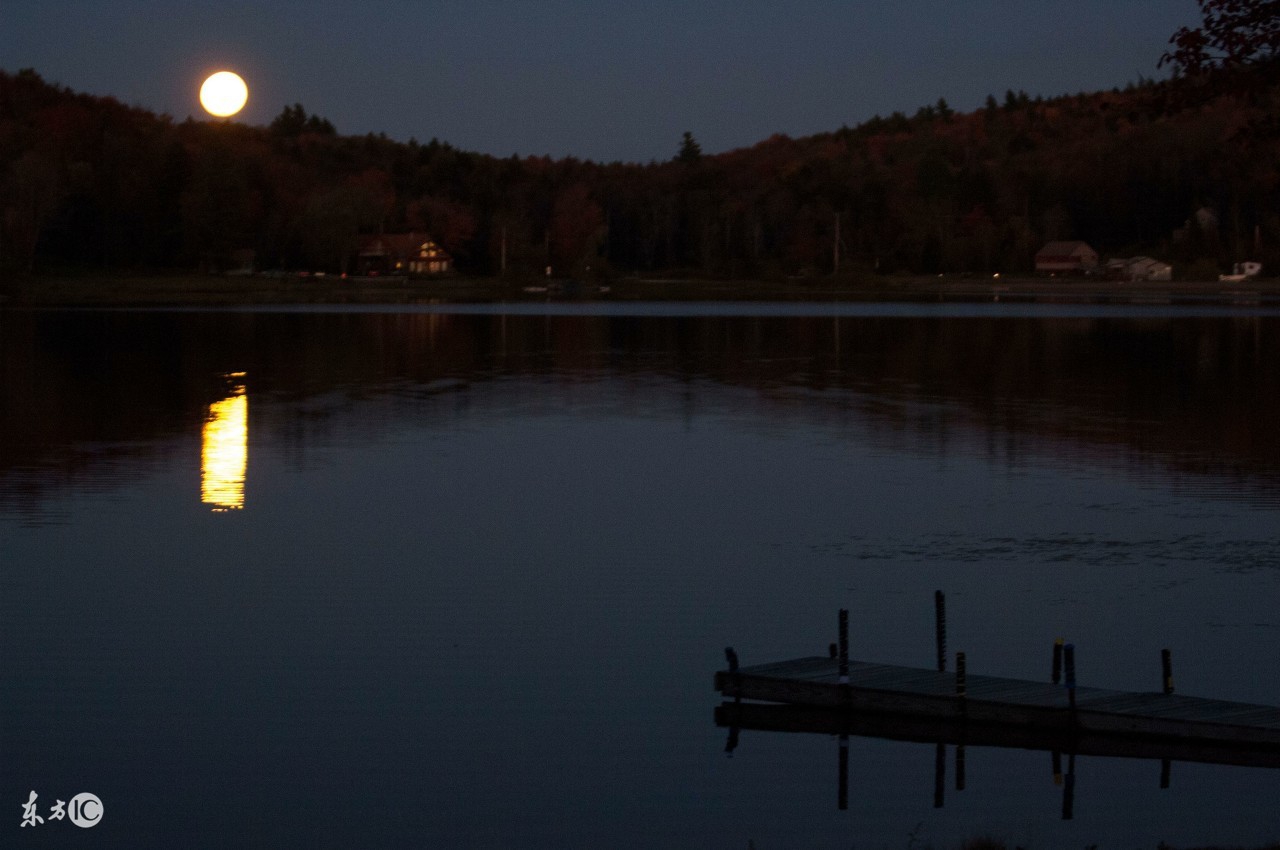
(355, 234, 452, 276)
(1035, 241, 1099, 275)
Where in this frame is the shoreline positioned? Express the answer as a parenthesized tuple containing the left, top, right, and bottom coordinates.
(3, 272, 1279, 308)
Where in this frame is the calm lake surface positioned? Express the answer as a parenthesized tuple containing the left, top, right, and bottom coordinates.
(2, 302, 1279, 848)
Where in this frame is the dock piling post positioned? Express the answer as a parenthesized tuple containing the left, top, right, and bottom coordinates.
(1160, 757, 1171, 789)
(724, 647, 741, 702)
(838, 609, 850, 685)
(838, 735, 849, 810)
(1064, 643, 1077, 718)
(1052, 637, 1064, 684)
(1062, 753, 1076, 820)
(956, 651, 967, 717)
(1162, 648, 1174, 695)
(956, 744, 966, 791)
(933, 742, 945, 808)
(935, 591, 947, 673)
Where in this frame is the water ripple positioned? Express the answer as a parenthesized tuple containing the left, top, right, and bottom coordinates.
(822, 532, 1280, 572)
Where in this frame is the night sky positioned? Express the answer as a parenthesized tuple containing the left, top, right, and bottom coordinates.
(3, 1, 1198, 163)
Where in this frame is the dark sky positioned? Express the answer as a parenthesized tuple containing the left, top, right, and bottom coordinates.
(3, 1, 1198, 163)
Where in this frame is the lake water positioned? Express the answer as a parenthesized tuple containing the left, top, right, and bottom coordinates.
(2, 302, 1279, 848)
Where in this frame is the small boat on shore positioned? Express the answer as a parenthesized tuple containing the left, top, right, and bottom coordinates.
(1220, 261, 1262, 282)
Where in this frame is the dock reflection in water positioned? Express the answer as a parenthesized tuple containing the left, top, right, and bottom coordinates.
(716, 701, 1280, 818)
(200, 374, 247, 511)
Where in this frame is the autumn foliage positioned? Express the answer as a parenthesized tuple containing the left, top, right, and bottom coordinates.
(2, 61, 1279, 280)
(1162, 0, 1280, 76)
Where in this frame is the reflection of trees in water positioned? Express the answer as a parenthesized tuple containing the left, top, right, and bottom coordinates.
(2, 310, 1277, 514)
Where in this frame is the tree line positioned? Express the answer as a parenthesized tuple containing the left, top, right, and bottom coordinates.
(3, 4, 1278, 280)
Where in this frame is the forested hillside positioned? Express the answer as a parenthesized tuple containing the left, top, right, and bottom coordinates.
(2, 61, 1277, 280)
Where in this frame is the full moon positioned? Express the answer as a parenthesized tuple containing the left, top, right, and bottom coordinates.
(199, 71, 248, 118)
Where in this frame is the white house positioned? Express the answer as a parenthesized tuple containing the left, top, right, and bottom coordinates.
(1106, 256, 1173, 282)
(1126, 256, 1173, 282)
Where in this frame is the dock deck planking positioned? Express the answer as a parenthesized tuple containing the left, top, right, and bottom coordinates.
(715, 655, 1280, 747)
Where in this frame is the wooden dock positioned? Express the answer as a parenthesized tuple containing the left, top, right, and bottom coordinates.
(714, 656, 1280, 750)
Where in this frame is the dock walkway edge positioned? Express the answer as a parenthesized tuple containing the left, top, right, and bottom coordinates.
(714, 657, 1280, 749)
